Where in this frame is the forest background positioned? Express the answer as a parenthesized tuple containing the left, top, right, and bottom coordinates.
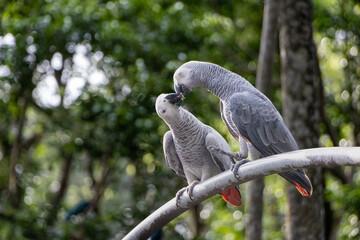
(0, 0, 360, 239)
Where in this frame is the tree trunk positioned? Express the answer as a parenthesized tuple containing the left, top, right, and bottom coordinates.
(279, 0, 325, 239)
(246, 0, 279, 239)
(255, 0, 278, 98)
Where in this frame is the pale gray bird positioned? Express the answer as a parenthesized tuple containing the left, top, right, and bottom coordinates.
(156, 93, 243, 206)
(173, 61, 313, 196)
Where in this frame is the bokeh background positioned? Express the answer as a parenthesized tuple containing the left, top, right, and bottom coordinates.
(0, 0, 359, 239)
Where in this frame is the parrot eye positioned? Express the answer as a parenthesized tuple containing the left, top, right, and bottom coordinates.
(162, 110, 166, 113)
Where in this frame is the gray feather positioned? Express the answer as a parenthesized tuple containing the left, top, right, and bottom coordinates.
(226, 92, 299, 156)
(163, 131, 186, 180)
(205, 132, 234, 172)
(220, 101, 239, 140)
(264, 124, 277, 144)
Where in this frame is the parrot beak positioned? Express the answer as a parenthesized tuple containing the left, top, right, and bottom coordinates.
(165, 93, 184, 106)
(174, 83, 192, 95)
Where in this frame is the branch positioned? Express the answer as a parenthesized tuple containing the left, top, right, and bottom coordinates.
(0, 212, 15, 221)
(120, 147, 360, 240)
(84, 158, 110, 214)
(9, 97, 27, 209)
(46, 154, 73, 225)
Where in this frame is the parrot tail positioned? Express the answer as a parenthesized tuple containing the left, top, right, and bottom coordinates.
(221, 186, 242, 207)
(279, 170, 313, 196)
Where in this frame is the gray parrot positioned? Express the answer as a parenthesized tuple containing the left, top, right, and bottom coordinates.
(156, 93, 243, 206)
(173, 61, 313, 196)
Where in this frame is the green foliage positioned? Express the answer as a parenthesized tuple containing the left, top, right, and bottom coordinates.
(0, 0, 262, 239)
(0, 0, 358, 239)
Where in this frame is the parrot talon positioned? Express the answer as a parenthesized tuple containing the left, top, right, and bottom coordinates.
(238, 151, 248, 159)
(179, 93, 185, 100)
(187, 180, 200, 200)
(175, 188, 187, 207)
(208, 146, 243, 161)
(231, 159, 250, 179)
(175, 180, 200, 207)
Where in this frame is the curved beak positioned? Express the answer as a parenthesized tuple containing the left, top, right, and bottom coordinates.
(165, 93, 184, 106)
(174, 83, 192, 95)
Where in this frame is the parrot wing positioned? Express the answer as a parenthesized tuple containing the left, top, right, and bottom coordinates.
(220, 101, 239, 141)
(205, 131, 242, 206)
(225, 91, 299, 156)
(205, 131, 235, 171)
(225, 92, 312, 196)
(163, 131, 186, 180)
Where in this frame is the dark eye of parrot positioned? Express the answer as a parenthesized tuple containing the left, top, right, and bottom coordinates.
(162, 110, 166, 113)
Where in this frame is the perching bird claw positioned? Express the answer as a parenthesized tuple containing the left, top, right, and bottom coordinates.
(231, 159, 250, 179)
(187, 180, 200, 200)
(175, 180, 200, 207)
(175, 188, 186, 207)
(207, 146, 250, 179)
(207, 146, 243, 161)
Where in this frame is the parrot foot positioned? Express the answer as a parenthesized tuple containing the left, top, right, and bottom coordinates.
(175, 180, 200, 207)
(238, 151, 248, 159)
(207, 146, 243, 161)
(175, 188, 186, 207)
(231, 159, 250, 179)
(187, 180, 200, 200)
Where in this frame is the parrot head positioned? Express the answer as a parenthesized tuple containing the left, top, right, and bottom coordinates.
(173, 61, 203, 95)
(155, 93, 184, 121)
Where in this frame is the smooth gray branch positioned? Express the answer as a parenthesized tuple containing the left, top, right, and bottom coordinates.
(120, 147, 360, 240)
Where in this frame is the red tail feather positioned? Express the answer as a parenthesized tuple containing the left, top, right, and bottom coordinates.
(221, 187, 242, 207)
(294, 182, 311, 196)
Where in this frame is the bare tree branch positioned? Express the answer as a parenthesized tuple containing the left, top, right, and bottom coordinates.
(120, 147, 360, 240)
(84, 158, 110, 214)
(9, 97, 27, 209)
(46, 154, 73, 225)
